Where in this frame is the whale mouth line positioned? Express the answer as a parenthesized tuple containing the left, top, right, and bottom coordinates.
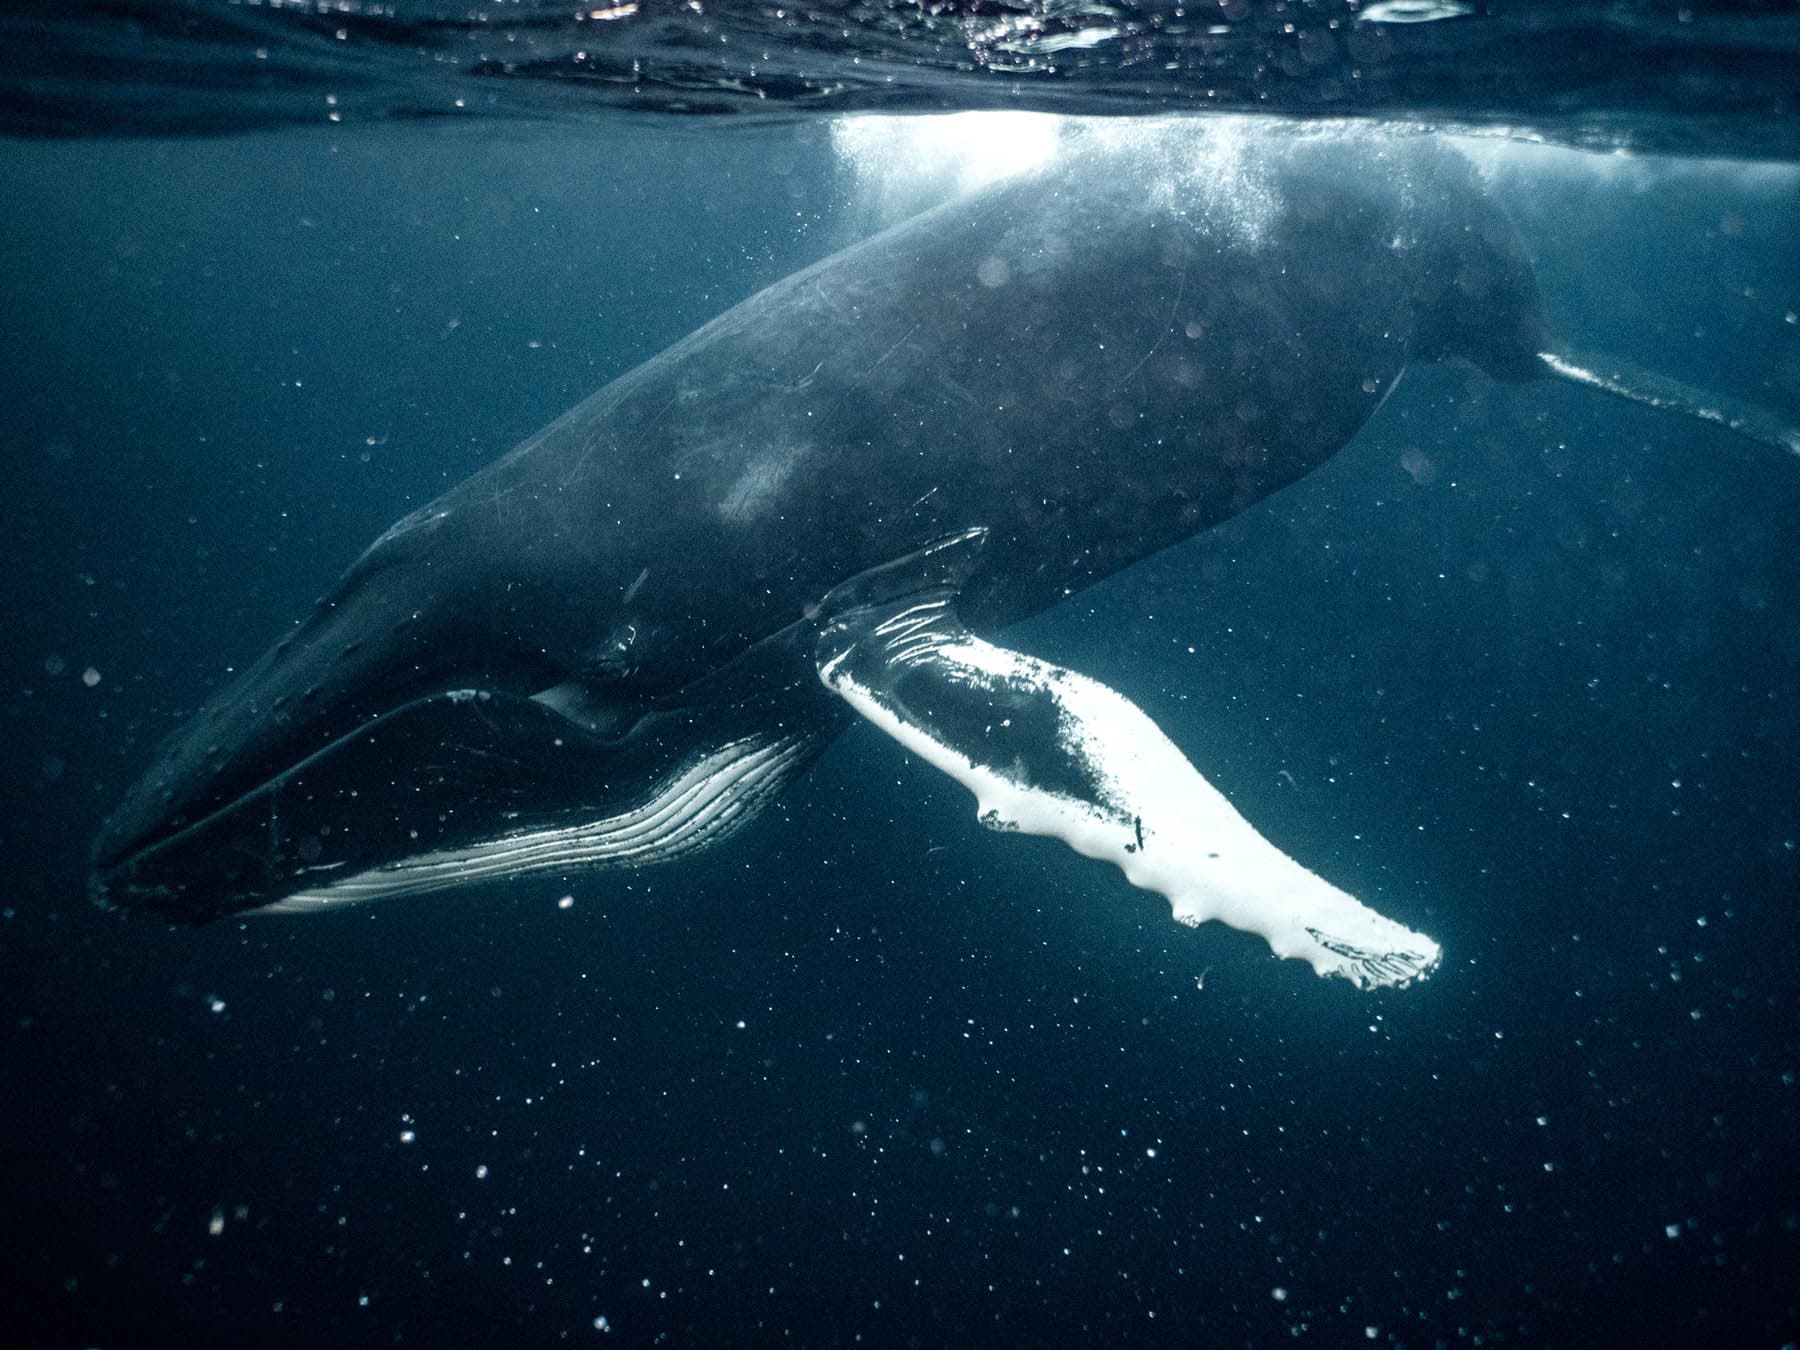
(92, 687, 500, 886)
(94, 660, 661, 882)
(91, 666, 823, 924)
(92, 677, 637, 900)
(88, 658, 803, 924)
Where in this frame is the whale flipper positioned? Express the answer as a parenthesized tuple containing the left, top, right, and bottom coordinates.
(816, 573, 1441, 991)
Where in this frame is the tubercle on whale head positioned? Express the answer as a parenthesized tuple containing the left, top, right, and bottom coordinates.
(91, 587, 449, 884)
(89, 502, 570, 891)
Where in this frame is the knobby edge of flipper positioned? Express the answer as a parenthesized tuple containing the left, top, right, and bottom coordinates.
(811, 532, 1442, 992)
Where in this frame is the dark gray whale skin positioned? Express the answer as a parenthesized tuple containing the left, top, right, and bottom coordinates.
(92, 128, 1548, 921)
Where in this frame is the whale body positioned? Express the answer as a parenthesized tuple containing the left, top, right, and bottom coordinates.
(92, 126, 1555, 989)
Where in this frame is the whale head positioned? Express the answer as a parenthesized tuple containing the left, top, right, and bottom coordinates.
(89, 495, 652, 922)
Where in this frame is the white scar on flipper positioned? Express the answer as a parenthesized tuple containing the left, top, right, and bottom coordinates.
(820, 630, 1440, 991)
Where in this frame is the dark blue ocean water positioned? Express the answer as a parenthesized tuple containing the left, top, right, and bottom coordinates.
(3, 80, 1799, 1350)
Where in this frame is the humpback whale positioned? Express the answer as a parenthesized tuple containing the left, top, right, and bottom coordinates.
(89, 126, 1791, 990)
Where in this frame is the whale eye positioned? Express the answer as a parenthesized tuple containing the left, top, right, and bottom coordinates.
(584, 621, 645, 679)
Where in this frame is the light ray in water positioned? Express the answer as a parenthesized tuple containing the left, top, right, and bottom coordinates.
(1539, 347, 1800, 460)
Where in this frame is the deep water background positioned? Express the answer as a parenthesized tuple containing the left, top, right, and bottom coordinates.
(2, 121, 1797, 1346)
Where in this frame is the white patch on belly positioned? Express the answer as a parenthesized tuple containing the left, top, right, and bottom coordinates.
(261, 734, 805, 912)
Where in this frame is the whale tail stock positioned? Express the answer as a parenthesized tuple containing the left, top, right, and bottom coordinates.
(1536, 345, 1800, 461)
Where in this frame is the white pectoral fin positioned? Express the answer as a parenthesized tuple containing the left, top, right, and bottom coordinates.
(817, 600, 1439, 990)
